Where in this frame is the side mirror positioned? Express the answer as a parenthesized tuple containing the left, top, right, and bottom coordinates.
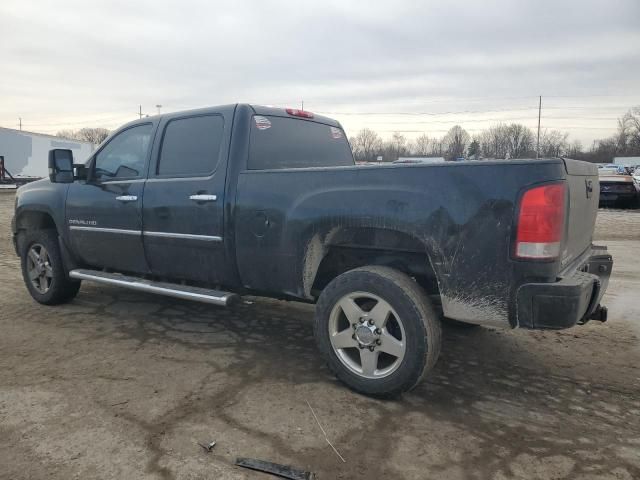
(48, 149, 74, 183)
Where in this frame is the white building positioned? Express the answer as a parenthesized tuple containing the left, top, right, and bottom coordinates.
(0, 127, 95, 178)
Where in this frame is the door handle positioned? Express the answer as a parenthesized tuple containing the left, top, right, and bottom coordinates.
(116, 195, 138, 202)
(189, 194, 217, 202)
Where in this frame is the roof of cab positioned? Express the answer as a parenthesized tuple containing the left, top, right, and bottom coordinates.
(116, 103, 342, 130)
(249, 104, 341, 127)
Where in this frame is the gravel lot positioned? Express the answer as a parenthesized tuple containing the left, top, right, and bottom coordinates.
(1, 192, 639, 480)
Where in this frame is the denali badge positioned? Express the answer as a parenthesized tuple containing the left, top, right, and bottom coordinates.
(69, 219, 97, 226)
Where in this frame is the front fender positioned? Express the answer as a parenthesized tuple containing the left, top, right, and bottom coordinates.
(13, 179, 69, 236)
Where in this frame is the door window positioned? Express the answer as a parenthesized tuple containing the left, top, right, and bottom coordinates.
(157, 115, 224, 176)
(94, 124, 153, 180)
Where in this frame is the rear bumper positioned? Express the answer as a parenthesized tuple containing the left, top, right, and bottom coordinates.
(599, 191, 637, 203)
(516, 246, 613, 329)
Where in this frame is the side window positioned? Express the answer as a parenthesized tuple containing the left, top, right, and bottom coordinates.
(94, 124, 152, 180)
(157, 115, 224, 176)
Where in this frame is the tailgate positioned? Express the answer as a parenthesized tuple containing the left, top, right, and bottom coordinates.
(560, 159, 599, 268)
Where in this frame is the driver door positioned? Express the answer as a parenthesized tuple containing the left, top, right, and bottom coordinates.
(65, 122, 156, 273)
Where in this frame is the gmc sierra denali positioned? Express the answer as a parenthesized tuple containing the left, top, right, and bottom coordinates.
(12, 104, 613, 396)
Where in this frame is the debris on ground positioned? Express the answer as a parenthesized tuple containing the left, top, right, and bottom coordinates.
(306, 400, 346, 463)
(197, 441, 216, 453)
(235, 457, 314, 480)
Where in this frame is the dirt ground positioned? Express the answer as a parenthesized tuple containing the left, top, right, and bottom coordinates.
(1, 192, 639, 480)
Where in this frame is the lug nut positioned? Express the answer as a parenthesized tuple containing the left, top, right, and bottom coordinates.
(352, 334, 356, 340)
(368, 319, 375, 326)
(376, 339, 382, 345)
(359, 318, 365, 324)
(358, 344, 365, 349)
(368, 346, 375, 351)
(375, 328, 381, 335)
(353, 324, 358, 330)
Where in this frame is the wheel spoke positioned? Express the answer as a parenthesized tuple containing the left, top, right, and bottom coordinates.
(369, 298, 393, 327)
(37, 275, 46, 292)
(44, 264, 53, 278)
(378, 330, 405, 358)
(28, 249, 39, 265)
(338, 297, 364, 324)
(28, 267, 40, 280)
(359, 349, 379, 376)
(331, 327, 357, 349)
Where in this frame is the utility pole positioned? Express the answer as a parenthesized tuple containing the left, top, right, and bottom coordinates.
(18, 117, 22, 131)
(139, 105, 143, 119)
(301, 99, 304, 110)
(156, 104, 162, 115)
(536, 95, 542, 159)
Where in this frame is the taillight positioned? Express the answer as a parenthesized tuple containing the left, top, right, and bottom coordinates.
(514, 183, 566, 260)
(285, 108, 314, 119)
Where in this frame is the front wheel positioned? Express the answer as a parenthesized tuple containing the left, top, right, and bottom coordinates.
(314, 266, 441, 397)
(20, 229, 81, 305)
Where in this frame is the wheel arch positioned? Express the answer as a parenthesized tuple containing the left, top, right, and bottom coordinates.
(15, 208, 58, 232)
(304, 226, 441, 299)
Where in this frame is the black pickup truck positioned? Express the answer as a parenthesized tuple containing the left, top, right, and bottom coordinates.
(12, 104, 612, 396)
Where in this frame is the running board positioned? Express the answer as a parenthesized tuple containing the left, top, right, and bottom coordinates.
(69, 269, 239, 306)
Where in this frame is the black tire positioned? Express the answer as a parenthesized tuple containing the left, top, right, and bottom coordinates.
(314, 266, 441, 397)
(19, 229, 81, 305)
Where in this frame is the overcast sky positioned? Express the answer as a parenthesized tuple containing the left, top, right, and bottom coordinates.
(1, 0, 639, 145)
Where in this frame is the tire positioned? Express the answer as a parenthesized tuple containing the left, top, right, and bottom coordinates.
(314, 266, 441, 397)
(19, 229, 81, 305)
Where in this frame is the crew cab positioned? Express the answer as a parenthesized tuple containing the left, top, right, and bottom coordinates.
(12, 104, 613, 396)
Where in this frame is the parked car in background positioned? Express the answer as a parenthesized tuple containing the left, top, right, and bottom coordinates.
(598, 170, 638, 208)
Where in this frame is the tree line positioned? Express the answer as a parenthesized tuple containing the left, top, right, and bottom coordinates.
(349, 106, 640, 163)
(56, 127, 110, 145)
(54, 106, 640, 165)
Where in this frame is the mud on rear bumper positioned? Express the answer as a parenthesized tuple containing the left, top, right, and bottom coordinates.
(516, 247, 613, 329)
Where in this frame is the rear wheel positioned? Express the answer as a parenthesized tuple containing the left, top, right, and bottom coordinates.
(20, 230, 81, 305)
(314, 266, 441, 397)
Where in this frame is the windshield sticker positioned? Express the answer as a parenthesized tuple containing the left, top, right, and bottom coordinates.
(254, 116, 272, 130)
(330, 126, 343, 139)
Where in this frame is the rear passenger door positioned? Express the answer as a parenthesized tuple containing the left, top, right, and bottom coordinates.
(142, 109, 232, 285)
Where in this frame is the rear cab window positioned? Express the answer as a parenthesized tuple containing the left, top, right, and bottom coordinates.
(248, 116, 354, 170)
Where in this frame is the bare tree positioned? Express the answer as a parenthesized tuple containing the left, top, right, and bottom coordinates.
(412, 133, 430, 156)
(57, 127, 110, 145)
(351, 128, 383, 162)
(540, 130, 569, 157)
(567, 140, 583, 157)
(479, 124, 508, 159)
(443, 125, 470, 160)
(505, 124, 535, 158)
(430, 138, 444, 157)
(616, 107, 640, 155)
(386, 132, 408, 161)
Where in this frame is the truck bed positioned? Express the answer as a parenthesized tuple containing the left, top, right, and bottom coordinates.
(235, 158, 598, 327)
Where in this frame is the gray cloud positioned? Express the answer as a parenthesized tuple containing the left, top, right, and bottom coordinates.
(1, 0, 638, 144)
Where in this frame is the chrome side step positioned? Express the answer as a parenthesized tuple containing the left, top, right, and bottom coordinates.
(69, 269, 238, 306)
